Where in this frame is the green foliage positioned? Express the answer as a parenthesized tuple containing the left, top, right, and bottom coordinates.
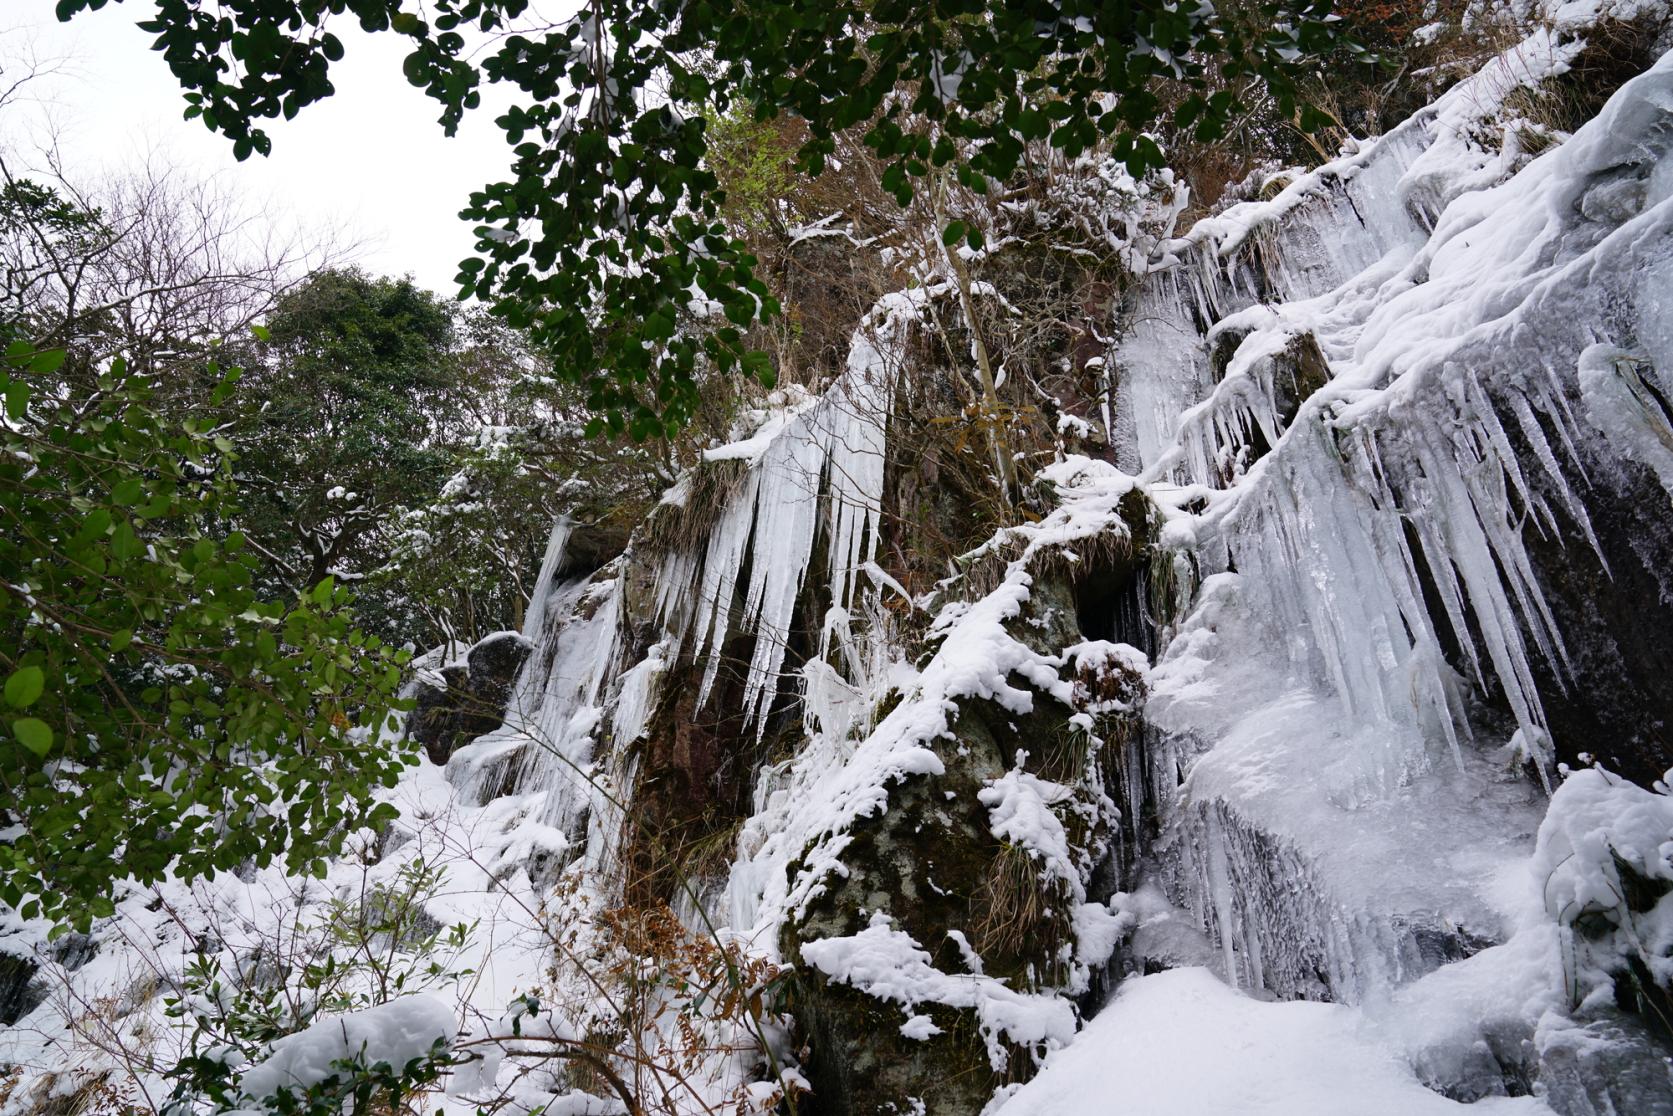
(380, 432, 558, 643)
(0, 177, 103, 246)
(169, 1040, 453, 1116)
(0, 338, 411, 931)
(161, 857, 472, 1114)
(703, 102, 799, 236)
(0, 177, 111, 357)
(58, 0, 1361, 439)
(233, 269, 460, 628)
(381, 391, 663, 644)
(165, 858, 471, 1049)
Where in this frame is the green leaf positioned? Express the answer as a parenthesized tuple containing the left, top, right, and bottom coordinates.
(110, 520, 142, 559)
(250, 323, 271, 342)
(111, 477, 144, 505)
(310, 575, 336, 606)
(741, 349, 776, 388)
(28, 349, 67, 374)
(4, 667, 44, 709)
(941, 220, 966, 247)
(12, 718, 52, 757)
(4, 381, 28, 420)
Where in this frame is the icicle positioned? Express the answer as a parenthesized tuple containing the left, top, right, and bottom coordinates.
(644, 288, 915, 736)
(522, 517, 573, 641)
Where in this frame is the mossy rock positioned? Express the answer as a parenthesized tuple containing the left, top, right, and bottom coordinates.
(782, 509, 1152, 1115)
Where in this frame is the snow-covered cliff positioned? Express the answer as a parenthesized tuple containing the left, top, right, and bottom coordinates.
(4, 3, 1673, 1114)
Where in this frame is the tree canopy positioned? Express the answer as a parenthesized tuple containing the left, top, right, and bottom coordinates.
(0, 340, 410, 930)
(235, 269, 457, 596)
(55, 0, 1359, 438)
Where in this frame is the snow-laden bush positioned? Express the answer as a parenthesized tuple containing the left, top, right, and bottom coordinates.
(1535, 766, 1673, 1025)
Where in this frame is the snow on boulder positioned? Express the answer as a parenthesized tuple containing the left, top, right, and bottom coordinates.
(800, 912, 1078, 1068)
(238, 996, 457, 1103)
(1533, 765, 1673, 1008)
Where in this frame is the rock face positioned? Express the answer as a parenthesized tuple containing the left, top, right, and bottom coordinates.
(420, 35, 1673, 1105)
(0, 953, 44, 1028)
(784, 508, 1152, 1115)
(1514, 417, 1673, 787)
(406, 630, 533, 765)
(14, 15, 1673, 1116)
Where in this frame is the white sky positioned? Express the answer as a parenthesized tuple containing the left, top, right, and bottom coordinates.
(5, 1, 519, 293)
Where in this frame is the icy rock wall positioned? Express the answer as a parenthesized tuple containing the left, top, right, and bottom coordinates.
(445, 25, 1673, 1109)
(1111, 106, 1432, 471)
(438, 286, 920, 893)
(1123, 8, 1673, 1076)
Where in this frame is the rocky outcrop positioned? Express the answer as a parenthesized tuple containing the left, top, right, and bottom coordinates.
(0, 952, 44, 1027)
(1510, 386, 1673, 788)
(783, 504, 1152, 1115)
(406, 630, 533, 765)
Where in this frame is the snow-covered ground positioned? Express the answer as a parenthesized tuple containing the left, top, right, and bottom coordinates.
(991, 967, 1553, 1116)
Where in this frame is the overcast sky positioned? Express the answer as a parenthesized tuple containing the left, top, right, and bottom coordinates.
(5, 1, 519, 293)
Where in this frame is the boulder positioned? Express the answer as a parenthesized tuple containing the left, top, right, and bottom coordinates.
(406, 630, 533, 765)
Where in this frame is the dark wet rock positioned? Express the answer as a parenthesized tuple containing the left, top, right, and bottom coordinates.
(406, 630, 533, 765)
(47, 933, 98, 973)
(625, 630, 792, 907)
(1494, 385, 1673, 790)
(0, 952, 45, 1026)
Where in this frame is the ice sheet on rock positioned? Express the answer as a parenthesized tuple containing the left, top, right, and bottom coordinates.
(653, 289, 914, 732)
(442, 563, 630, 891)
(1151, 48, 1673, 787)
(1578, 342, 1673, 501)
(1113, 268, 1214, 470)
(989, 968, 1554, 1116)
(522, 518, 574, 640)
(1358, 770, 1673, 1104)
(1180, 118, 1429, 298)
(1148, 573, 1548, 1001)
(1122, 16, 1616, 479)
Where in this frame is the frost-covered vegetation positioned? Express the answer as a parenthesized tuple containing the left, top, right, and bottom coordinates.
(7, 0, 1673, 1114)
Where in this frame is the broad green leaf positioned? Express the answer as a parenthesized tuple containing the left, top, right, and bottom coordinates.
(28, 348, 67, 374)
(4, 667, 44, 709)
(110, 477, 144, 505)
(12, 718, 52, 756)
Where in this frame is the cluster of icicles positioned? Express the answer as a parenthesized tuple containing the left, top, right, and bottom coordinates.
(1115, 46, 1673, 792)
